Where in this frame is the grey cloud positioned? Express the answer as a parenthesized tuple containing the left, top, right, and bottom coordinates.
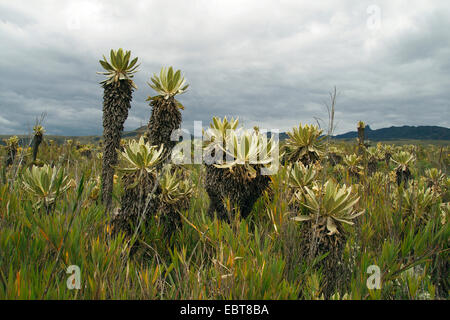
(0, 0, 449, 137)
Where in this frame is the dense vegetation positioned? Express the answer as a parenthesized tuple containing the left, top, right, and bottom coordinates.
(0, 51, 448, 300)
(1, 128, 448, 299)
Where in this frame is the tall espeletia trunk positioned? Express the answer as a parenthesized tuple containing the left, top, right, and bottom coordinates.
(101, 81, 133, 209)
(98, 48, 139, 211)
(32, 125, 45, 163)
(146, 96, 182, 163)
(357, 121, 366, 154)
(145, 67, 189, 165)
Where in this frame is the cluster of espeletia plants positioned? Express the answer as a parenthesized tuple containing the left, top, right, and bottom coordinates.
(8, 68, 448, 298)
(5, 46, 447, 298)
(96, 47, 283, 243)
(96, 48, 364, 263)
(94, 48, 372, 297)
(97, 48, 191, 238)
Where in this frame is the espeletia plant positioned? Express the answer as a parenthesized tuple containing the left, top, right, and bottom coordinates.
(98, 48, 139, 211)
(203, 118, 278, 221)
(21, 164, 72, 213)
(145, 66, 189, 166)
(391, 151, 415, 187)
(291, 179, 364, 298)
(3, 135, 19, 167)
(32, 125, 45, 163)
(111, 137, 164, 235)
(283, 123, 324, 166)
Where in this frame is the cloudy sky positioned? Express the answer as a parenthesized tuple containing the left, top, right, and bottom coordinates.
(1, 0, 449, 136)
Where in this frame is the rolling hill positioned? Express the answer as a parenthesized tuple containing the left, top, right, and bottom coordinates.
(1, 125, 449, 146)
(333, 125, 450, 141)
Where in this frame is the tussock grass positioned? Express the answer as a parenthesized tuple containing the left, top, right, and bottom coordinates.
(0, 140, 448, 299)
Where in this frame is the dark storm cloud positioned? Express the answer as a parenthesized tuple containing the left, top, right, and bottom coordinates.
(0, 0, 449, 136)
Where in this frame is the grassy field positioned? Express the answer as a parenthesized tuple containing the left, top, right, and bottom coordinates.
(0, 136, 448, 300)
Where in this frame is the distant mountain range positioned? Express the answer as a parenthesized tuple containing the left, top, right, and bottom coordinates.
(123, 125, 450, 141)
(1, 125, 449, 146)
(333, 125, 450, 141)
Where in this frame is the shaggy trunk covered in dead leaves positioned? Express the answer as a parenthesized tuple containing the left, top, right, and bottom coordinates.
(112, 170, 190, 240)
(144, 96, 186, 235)
(5, 146, 17, 167)
(146, 97, 182, 166)
(396, 167, 412, 187)
(205, 164, 270, 221)
(101, 81, 133, 210)
(32, 132, 43, 162)
(300, 219, 349, 299)
(111, 171, 160, 235)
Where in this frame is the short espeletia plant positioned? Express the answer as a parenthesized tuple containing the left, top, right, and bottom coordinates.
(3, 135, 19, 167)
(283, 123, 324, 166)
(391, 151, 415, 187)
(157, 166, 194, 236)
(111, 137, 164, 235)
(21, 164, 72, 213)
(291, 179, 364, 298)
(204, 120, 278, 221)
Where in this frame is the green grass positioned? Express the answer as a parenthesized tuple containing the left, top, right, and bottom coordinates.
(0, 140, 448, 300)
